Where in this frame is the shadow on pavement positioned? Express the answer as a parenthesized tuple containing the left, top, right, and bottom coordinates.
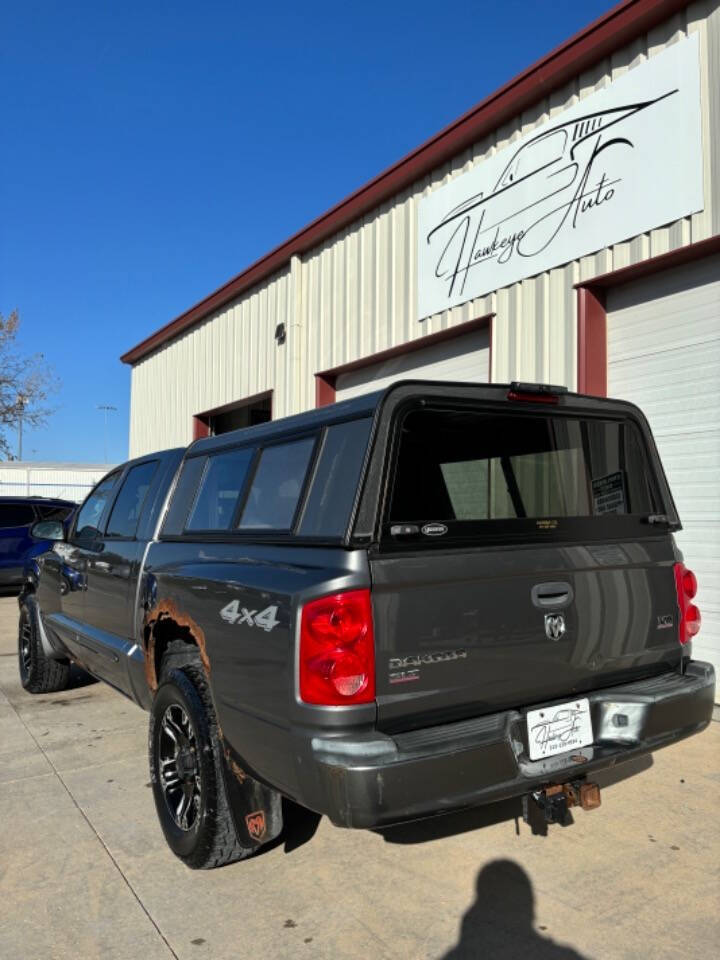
(282, 798, 322, 853)
(252, 798, 323, 860)
(66, 664, 99, 689)
(379, 797, 524, 844)
(440, 859, 588, 959)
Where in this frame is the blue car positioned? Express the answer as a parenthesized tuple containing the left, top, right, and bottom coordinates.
(0, 497, 75, 590)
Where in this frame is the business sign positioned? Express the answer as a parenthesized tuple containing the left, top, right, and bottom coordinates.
(417, 35, 704, 320)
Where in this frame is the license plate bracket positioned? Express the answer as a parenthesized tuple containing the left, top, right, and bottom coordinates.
(526, 697, 593, 761)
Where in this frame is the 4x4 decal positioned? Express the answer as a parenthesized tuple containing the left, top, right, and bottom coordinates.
(220, 601, 280, 632)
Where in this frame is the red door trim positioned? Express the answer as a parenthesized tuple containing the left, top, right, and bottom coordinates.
(315, 313, 494, 407)
(576, 234, 720, 397)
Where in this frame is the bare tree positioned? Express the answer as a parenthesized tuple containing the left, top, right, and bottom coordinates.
(0, 310, 58, 459)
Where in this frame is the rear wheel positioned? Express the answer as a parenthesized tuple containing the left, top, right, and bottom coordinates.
(18, 603, 70, 694)
(149, 651, 253, 869)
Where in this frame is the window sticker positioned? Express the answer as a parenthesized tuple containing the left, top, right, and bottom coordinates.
(592, 471, 627, 515)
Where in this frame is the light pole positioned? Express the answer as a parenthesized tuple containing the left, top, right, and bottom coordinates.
(16, 393, 27, 461)
(97, 404, 117, 463)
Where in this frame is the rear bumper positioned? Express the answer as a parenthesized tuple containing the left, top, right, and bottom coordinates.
(296, 661, 715, 828)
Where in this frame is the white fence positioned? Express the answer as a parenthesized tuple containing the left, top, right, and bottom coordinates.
(0, 462, 116, 503)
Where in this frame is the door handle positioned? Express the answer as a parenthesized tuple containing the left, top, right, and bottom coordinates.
(92, 560, 112, 572)
(531, 581, 574, 610)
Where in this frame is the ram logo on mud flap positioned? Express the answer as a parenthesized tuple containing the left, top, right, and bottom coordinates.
(245, 810, 267, 840)
(220, 601, 280, 632)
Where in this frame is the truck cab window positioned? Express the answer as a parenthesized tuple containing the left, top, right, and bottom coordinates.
(73, 472, 120, 542)
(106, 461, 159, 538)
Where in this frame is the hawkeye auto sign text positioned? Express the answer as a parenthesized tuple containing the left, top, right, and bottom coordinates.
(417, 35, 703, 319)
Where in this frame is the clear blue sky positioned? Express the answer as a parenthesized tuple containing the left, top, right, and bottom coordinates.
(1, 0, 612, 464)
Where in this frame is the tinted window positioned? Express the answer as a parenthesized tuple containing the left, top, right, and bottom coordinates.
(73, 473, 120, 541)
(298, 419, 372, 537)
(239, 437, 315, 531)
(187, 448, 254, 530)
(106, 461, 159, 538)
(35, 504, 73, 522)
(0, 503, 35, 528)
(162, 457, 207, 535)
(389, 409, 658, 528)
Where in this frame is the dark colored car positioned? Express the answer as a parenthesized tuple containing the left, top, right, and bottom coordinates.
(0, 497, 75, 590)
(16, 382, 715, 869)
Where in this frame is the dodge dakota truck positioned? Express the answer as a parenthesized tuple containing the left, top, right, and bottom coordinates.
(17, 381, 715, 869)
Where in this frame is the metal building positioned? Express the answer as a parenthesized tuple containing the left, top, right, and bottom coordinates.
(0, 462, 116, 503)
(122, 0, 720, 678)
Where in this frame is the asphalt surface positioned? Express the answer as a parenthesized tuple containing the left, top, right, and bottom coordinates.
(1, 594, 718, 960)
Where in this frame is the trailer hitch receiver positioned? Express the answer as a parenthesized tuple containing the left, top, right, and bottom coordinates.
(524, 781, 601, 826)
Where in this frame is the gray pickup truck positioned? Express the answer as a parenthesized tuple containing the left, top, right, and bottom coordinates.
(17, 381, 715, 869)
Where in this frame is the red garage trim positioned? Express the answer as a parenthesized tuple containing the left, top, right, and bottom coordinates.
(192, 416, 210, 440)
(315, 314, 494, 407)
(315, 375, 337, 409)
(121, 0, 691, 366)
(577, 287, 608, 397)
(192, 390, 273, 438)
(576, 235, 720, 396)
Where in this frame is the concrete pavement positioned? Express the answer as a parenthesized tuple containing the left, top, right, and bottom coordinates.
(1, 595, 718, 960)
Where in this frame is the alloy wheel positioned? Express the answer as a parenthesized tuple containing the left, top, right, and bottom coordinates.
(158, 703, 202, 831)
(19, 612, 32, 675)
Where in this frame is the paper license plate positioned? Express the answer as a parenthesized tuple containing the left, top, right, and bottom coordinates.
(526, 697, 593, 761)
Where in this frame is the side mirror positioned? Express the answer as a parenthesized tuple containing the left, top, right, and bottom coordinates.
(30, 520, 66, 542)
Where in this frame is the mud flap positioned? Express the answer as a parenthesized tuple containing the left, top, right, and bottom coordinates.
(220, 746, 283, 850)
(24, 594, 66, 661)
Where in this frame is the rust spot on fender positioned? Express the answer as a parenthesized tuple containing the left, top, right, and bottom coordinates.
(224, 747, 248, 783)
(143, 598, 211, 691)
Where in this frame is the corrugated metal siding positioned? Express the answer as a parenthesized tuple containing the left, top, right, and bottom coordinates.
(0, 464, 114, 502)
(128, 0, 719, 455)
(128, 267, 293, 457)
(334, 327, 490, 400)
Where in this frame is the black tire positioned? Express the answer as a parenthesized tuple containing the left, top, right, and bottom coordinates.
(149, 647, 252, 869)
(18, 603, 71, 694)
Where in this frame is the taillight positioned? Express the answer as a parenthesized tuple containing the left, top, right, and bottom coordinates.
(673, 563, 701, 645)
(299, 589, 375, 705)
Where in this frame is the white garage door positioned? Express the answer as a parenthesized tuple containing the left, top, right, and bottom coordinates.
(607, 255, 720, 680)
(335, 327, 490, 402)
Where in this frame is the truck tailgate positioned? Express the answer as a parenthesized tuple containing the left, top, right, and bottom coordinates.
(371, 540, 681, 731)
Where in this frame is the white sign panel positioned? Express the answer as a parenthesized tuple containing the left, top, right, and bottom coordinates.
(418, 35, 704, 319)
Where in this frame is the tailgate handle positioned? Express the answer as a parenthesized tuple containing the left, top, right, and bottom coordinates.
(531, 581, 574, 610)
